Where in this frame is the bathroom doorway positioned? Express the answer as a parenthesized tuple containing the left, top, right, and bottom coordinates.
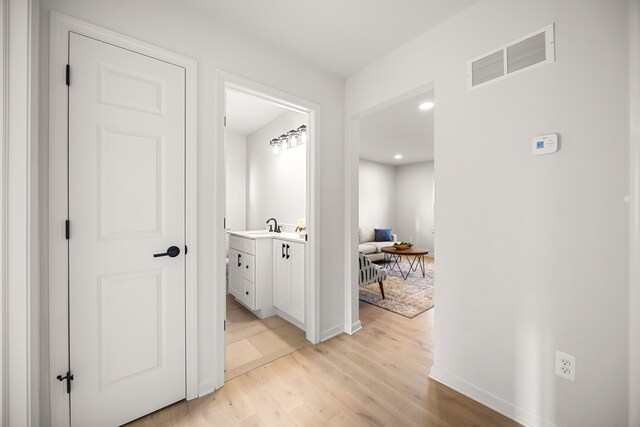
(215, 73, 320, 383)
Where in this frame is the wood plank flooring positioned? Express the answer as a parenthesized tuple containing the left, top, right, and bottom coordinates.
(128, 299, 519, 426)
(226, 294, 310, 380)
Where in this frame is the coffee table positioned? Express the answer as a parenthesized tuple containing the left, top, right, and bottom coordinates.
(381, 246, 429, 280)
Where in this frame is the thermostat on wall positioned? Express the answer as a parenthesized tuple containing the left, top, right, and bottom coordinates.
(532, 133, 558, 155)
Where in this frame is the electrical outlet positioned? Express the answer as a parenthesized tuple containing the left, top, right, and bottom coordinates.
(555, 351, 575, 381)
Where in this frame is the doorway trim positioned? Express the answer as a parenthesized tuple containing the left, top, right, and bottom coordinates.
(629, 1, 640, 426)
(213, 70, 320, 389)
(48, 12, 198, 426)
(343, 81, 435, 334)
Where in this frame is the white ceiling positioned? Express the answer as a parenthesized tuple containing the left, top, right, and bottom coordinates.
(226, 90, 287, 136)
(182, 0, 478, 77)
(359, 91, 434, 165)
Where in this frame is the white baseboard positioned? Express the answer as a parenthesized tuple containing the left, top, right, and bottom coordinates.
(320, 324, 344, 342)
(429, 365, 558, 427)
(344, 320, 362, 335)
(198, 377, 218, 398)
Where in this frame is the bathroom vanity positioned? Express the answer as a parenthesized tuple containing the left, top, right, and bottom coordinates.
(227, 230, 306, 329)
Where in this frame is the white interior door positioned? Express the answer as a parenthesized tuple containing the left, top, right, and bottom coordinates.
(68, 32, 186, 427)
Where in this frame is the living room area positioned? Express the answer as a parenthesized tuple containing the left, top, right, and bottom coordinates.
(358, 91, 435, 319)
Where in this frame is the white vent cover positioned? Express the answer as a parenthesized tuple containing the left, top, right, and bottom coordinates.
(467, 24, 555, 90)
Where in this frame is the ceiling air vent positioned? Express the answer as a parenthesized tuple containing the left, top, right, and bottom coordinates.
(467, 24, 555, 90)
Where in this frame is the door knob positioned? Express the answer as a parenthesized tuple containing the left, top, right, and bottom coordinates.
(153, 246, 180, 258)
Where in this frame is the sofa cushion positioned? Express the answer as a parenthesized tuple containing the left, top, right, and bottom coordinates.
(369, 241, 395, 252)
(359, 226, 375, 244)
(358, 243, 377, 255)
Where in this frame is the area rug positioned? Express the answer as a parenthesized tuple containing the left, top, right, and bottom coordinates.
(359, 257, 434, 318)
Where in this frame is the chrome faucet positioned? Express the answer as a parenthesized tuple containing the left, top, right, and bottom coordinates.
(266, 218, 281, 233)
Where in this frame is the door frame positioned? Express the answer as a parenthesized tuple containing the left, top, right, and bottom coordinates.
(214, 70, 320, 387)
(1, 0, 40, 425)
(48, 12, 198, 426)
(343, 81, 435, 335)
(629, 1, 640, 425)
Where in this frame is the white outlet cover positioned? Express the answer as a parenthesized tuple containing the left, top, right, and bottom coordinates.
(555, 351, 576, 381)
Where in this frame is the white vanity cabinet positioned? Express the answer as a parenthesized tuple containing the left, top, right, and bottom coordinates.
(272, 239, 305, 324)
(228, 234, 274, 318)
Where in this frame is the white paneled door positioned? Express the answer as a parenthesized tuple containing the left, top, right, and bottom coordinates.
(68, 33, 186, 426)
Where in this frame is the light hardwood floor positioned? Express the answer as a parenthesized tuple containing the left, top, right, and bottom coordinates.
(225, 294, 309, 380)
(128, 300, 519, 426)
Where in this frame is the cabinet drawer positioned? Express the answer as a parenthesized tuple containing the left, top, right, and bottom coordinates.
(229, 235, 255, 255)
(242, 279, 256, 310)
(241, 253, 255, 282)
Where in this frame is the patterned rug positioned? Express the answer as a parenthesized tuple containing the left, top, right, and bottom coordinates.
(359, 257, 434, 318)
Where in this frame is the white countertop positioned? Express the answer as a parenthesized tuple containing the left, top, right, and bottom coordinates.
(228, 230, 307, 244)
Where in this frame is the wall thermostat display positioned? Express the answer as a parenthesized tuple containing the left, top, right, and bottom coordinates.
(532, 133, 558, 155)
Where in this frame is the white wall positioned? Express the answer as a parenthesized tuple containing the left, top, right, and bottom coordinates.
(358, 159, 434, 253)
(358, 159, 396, 230)
(395, 161, 434, 253)
(246, 111, 307, 231)
(225, 132, 246, 231)
(347, 1, 629, 426)
(38, 0, 345, 418)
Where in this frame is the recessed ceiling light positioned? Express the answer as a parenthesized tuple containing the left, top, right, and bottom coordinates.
(419, 101, 434, 110)
(394, 154, 403, 159)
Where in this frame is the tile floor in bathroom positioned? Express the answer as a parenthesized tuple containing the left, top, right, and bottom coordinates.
(225, 294, 310, 381)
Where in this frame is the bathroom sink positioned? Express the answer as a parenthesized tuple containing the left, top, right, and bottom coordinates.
(244, 230, 273, 235)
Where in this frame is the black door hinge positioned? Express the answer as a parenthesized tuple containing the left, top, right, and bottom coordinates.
(65, 64, 70, 86)
(65, 220, 70, 239)
(224, 116, 226, 127)
(224, 320, 226, 331)
(56, 372, 74, 394)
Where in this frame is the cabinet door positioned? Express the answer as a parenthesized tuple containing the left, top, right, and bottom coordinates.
(289, 242, 305, 323)
(272, 240, 290, 312)
(228, 248, 243, 299)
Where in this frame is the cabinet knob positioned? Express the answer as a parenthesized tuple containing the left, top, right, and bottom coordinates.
(246, 265, 249, 269)
(245, 291, 249, 295)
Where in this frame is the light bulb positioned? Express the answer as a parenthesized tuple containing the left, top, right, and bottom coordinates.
(287, 129, 298, 148)
(300, 127, 307, 144)
(272, 144, 280, 155)
(281, 140, 288, 151)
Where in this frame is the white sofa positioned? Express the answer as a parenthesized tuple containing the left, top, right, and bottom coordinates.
(358, 226, 397, 262)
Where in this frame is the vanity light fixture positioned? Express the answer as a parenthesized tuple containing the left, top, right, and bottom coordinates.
(270, 138, 280, 155)
(288, 129, 298, 147)
(279, 134, 289, 151)
(299, 125, 308, 144)
(269, 124, 307, 155)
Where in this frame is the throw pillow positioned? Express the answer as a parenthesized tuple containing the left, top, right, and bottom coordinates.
(374, 228, 393, 242)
